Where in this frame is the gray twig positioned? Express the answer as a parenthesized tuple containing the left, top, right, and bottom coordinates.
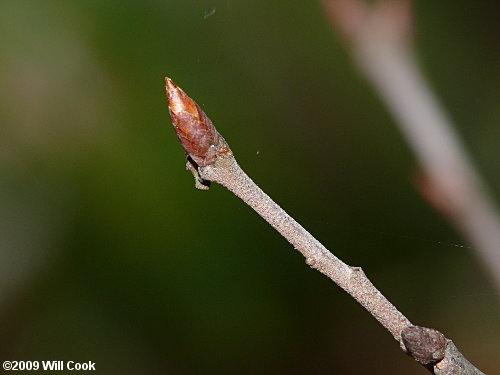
(165, 76, 486, 374)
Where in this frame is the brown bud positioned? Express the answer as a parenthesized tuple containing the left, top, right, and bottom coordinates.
(165, 77, 230, 167)
(401, 326, 446, 365)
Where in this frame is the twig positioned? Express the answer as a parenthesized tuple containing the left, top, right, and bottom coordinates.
(322, 0, 500, 291)
(164, 77, 486, 374)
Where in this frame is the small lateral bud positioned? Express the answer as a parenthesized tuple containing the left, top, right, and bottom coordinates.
(401, 326, 446, 365)
(165, 77, 231, 168)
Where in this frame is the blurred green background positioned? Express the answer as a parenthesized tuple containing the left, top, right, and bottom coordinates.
(0, 1, 498, 374)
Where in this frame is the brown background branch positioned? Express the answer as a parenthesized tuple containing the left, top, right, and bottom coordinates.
(322, 0, 500, 291)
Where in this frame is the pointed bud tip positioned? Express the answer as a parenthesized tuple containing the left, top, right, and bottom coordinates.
(165, 77, 177, 97)
(165, 77, 181, 100)
(165, 77, 198, 118)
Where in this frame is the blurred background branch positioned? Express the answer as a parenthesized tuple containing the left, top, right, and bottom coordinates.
(322, 0, 500, 290)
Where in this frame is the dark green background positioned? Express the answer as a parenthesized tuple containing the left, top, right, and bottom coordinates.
(0, 1, 498, 374)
